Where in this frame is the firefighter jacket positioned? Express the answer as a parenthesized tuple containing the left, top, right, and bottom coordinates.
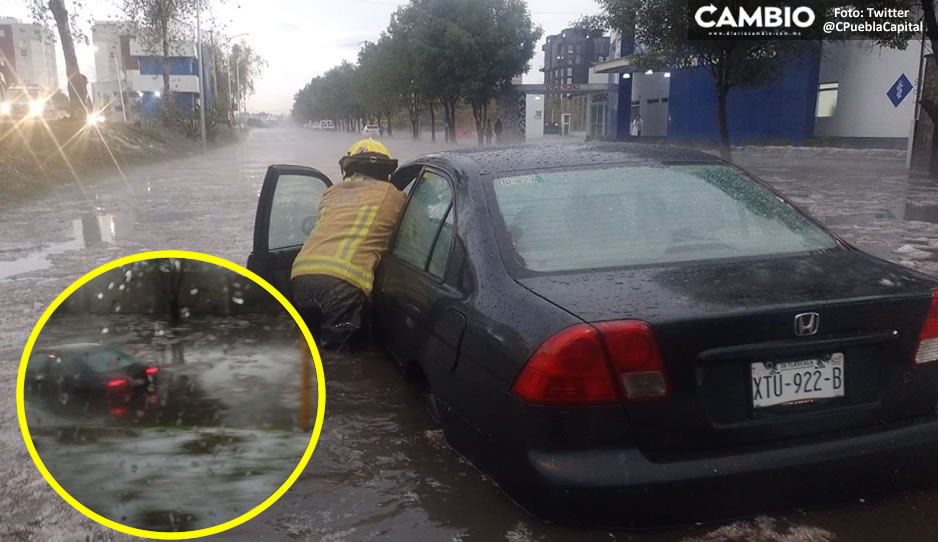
(291, 174, 407, 295)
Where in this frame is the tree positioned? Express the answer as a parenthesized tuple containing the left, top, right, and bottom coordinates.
(394, 0, 541, 145)
(122, 0, 199, 122)
(358, 37, 402, 136)
(28, 0, 89, 118)
(388, 4, 433, 139)
(230, 40, 266, 114)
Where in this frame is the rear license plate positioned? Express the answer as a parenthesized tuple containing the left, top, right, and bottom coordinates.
(751, 353, 844, 408)
(133, 378, 146, 386)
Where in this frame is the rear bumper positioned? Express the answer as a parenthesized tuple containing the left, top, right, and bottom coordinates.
(515, 418, 938, 527)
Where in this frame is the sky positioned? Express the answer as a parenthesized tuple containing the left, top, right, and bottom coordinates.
(0, 0, 600, 113)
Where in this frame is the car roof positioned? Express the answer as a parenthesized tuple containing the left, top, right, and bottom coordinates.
(422, 142, 723, 176)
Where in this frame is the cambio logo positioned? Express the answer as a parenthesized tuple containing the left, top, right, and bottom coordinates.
(694, 4, 816, 29)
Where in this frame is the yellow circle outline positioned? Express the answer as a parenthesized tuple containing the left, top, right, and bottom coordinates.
(15, 250, 326, 539)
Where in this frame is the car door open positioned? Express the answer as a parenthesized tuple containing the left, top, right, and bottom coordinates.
(247, 164, 333, 296)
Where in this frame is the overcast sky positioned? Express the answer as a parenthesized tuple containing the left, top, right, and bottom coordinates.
(0, 0, 600, 113)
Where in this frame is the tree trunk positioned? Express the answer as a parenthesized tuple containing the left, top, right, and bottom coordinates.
(920, 0, 938, 179)
(448, 98, 458, 143)
(385, 111, 393, 136)
(161, 22, 171, 126)
(716, 87, 731, 162)
(441, 99, 450, 143)
(48, 0, 87, 119)
(429, 102, 436, 143)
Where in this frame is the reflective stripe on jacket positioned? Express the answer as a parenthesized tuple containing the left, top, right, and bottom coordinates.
(291, 174, 406, 295)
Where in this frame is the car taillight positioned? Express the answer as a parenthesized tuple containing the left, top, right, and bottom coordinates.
(916, 290, 938, 364)
(594, 321, 669, 400)
(511, 325, 618, 405)
(511, 320, 670, 405)
(107, 379, 128, 388)
(146, 367, 158, 375)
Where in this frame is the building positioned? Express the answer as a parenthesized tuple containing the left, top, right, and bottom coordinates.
(0, 17, 58, 92)
(593, 36, 922, 149)
(91, 21, 212, 121)
(541, 28, 612, 137)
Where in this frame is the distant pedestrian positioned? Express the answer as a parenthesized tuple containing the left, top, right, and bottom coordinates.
(494, 118, 503, 144)
(485, 119, 493, 145)
(630, 114, 644, 137)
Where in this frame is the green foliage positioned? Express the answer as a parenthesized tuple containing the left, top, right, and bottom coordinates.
(291, 0, 541, 142)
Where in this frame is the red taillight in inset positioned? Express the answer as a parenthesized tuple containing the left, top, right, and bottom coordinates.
(594, 321, 669, 401)
(107, 379, 128, 388)
(511, 325, 618, 405)
(145, 367, 159, 375)
(916, 290, 938, 364)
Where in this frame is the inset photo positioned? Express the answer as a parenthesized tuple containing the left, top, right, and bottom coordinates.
(18, 253, 322, 535)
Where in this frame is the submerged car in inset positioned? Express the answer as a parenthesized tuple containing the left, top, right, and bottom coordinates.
(25, 343, 158, 403)
(248, 143, 938, 527)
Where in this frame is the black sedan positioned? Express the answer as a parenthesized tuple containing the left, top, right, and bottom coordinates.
(247, 143, 938, 527)
(26, 343, 158, 402)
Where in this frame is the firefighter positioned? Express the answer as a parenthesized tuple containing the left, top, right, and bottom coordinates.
(291, 138, 406, 350)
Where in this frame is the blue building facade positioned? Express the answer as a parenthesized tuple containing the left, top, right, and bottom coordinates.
(610, 43, 823, 145)
(668, 49, 821, 145)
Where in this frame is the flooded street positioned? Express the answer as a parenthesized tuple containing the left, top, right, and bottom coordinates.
(5, 129, 938, 540)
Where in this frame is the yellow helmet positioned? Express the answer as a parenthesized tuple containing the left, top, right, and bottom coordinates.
(346, 138, 392, 159)
(339, 138, 398, 181)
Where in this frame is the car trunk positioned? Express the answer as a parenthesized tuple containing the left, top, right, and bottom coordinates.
(517, 250, 938, 458)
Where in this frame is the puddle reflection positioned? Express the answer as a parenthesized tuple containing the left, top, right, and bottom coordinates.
(0, 208, 134, 281)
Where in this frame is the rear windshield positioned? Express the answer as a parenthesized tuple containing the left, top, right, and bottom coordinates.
(491, 165, 838, 273)
(85, 348, 137, 373)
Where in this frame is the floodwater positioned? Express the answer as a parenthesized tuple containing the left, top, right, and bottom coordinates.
(6, 131, 938, 540)
(23, 313, 314, 532)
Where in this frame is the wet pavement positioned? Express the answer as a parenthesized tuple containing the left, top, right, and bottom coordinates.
(4, 129, 938, 540)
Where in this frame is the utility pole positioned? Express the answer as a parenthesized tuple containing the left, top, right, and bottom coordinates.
(196, 0, 207, 151)
(112, 44, 127, 122)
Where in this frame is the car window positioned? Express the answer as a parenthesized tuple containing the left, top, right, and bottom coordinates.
(491, 165, 839, 273)
(428, 207, 455, 278)
(268, 174, 329, 251)
(85, 348, 137, 373)
(393, 171, 454, 274)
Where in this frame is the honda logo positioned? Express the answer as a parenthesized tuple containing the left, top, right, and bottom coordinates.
(794, 312, 820, 336)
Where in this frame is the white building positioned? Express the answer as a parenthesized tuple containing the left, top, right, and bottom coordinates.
(0, 17, 58, 92)
(91, 21, 202, 121)
(815, 40, 922, 145)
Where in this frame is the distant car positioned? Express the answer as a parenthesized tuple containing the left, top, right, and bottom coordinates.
(320, 119, 334, 130)
(25, 343, 158, 401)
(307, 120, 321, 130)
(362, 124, 381, 137)
(246, 143, 938, 527)
(1, 85, 47, 120)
